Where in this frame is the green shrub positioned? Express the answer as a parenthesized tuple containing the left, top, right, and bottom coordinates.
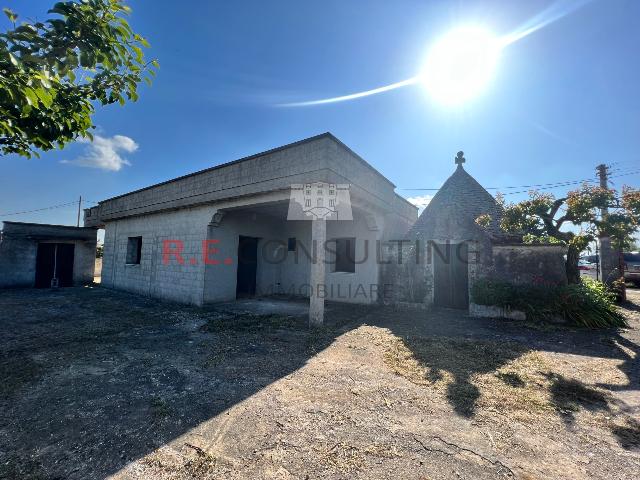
(471, 278, 627, 328)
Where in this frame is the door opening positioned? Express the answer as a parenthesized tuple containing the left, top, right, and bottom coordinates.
(35, 243, 75, 288)
(236, 236, 259, 297)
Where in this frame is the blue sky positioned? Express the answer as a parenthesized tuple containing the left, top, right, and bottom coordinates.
(1, 0, 639, 229)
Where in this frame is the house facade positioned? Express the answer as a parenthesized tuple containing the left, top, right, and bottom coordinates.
(84, 133, 417, 307)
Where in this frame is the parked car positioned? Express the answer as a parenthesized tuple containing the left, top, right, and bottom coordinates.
(579, 255, 598, 280)
(624, 252, 640, 287)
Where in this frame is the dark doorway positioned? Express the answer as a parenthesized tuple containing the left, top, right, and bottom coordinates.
(433, 242, 469, 309)
(236, 236, 259, 297)
(35, 243, 75, 288)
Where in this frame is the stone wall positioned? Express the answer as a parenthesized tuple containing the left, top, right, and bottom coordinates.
(380, 240, 429, 305)
(490, 244, 567, 286)
(101, 206, 212, 305)
(381, 241, 567, 311)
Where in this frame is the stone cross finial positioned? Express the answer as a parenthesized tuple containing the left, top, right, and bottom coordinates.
(455, 151, 465, 166)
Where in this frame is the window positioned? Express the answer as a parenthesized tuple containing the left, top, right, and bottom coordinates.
(305, 198, 311, 207)
(288, 237, 296, 252)
(126, 236, 142, 264)
(329, 198, 335, 207)
(329, 184, 335, 195)
(334, 237, 355, 273)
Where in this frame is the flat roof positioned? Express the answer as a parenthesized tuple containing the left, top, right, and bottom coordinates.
(1, 221, 95, 230)
(100, 132, 399, 203)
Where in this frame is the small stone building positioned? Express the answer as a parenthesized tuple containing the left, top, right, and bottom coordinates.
(383, 152, 567, 312)
(0, 222, 97, 288)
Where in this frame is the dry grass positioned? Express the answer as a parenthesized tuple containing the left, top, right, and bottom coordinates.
(315, 441, 403, 473)
(383, 335, 628, 426)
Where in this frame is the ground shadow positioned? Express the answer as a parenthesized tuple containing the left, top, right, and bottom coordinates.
(373, 302, 640, 423)
(611, 417, 640, 451)
(385, 333, 528, 417)
(545, 373, 610, 427)
(2, 287, 639, 478)
(0, 287, 370, 480)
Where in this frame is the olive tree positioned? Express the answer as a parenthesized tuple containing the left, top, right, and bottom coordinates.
(493, 185, 640, 284)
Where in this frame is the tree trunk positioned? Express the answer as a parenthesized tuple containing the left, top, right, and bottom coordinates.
(566, 243, 581, 284)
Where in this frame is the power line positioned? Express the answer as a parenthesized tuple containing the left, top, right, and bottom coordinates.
(403, 178, 596, 191)
(0, 201, 79, 217)
(402, 169, 640, 193)
(3, 171, 638, 218)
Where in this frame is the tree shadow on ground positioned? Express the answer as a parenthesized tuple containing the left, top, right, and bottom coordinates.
(378, 303, 640, 452)
(611, 418, 640, 451)
(2, 288, 639, 478)
(383, 334, 529, 417)
(545, 373, 610, 426)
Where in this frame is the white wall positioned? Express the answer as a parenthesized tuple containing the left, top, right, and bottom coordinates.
(102, 206, 212, 305)
(102, 204, 388, 306)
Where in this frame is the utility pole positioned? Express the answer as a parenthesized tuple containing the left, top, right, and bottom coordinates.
(76, 195, 82, 227)
(596, 164, 608, 215)
(595, 165, 614, 285)
(596, 164, 624, 298)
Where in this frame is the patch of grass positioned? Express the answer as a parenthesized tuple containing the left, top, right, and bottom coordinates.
(201, 312, 303, 333)
(383, 333, 637, 434)
(318, 441, 402, 473)
(182, 443, 218, 477)
(0, 354, 42, 397)
(546, 373, 609, 413)
(150, 397, 172, 419)
(0, 455, 47, 480)
(384, 336, 555, 419)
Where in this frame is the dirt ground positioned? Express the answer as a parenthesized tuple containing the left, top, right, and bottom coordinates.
(1, 287, 639, 480)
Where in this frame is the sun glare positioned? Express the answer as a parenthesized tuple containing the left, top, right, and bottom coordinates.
(421, 26, 501, 105)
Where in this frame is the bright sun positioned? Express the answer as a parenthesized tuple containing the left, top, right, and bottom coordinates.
(422, 26, 501, 105)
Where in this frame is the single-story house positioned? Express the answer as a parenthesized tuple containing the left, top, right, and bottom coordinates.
(83, 133, 418, 316)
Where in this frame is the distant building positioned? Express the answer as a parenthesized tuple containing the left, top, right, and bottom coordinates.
(0, 222, 97, 288)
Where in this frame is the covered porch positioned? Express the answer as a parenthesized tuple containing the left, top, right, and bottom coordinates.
(201, 190, 389, 325)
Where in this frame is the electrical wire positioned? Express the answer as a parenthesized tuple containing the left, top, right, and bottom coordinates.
(402, 169, 640, 193)
(3, 171, 638, 218)
(0, 201, 79, 217)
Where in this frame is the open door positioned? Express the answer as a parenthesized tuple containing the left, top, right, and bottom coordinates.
(433, 242, 469, 309)
(35, 243, 75, 288)
(236, 236, 259, 297)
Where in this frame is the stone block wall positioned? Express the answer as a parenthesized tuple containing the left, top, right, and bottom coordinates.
(0, 222, 97, 287)
(101, 206, 212, 305)
(490, 244, 567, 286)
(380, 240, 429, 305)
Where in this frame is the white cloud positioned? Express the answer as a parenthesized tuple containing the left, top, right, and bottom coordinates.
(62, 134, 138, 171)
(406, 195, 433, 215)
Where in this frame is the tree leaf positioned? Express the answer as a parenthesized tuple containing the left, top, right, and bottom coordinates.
(3, 8, 17, 22)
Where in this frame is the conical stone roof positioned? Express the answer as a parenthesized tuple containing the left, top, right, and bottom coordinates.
(407, 155, 504, 240)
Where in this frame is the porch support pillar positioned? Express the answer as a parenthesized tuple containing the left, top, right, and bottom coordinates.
(309, 218, 326, 326)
